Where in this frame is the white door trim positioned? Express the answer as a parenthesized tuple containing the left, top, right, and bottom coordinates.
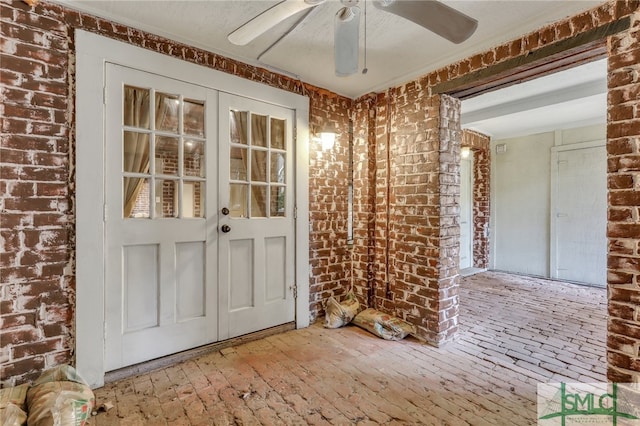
(75, 30, 309, 388)
(549, 139, 605, 282)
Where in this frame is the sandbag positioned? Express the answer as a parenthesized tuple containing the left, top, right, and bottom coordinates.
(26, 365, 95, 426)
(0, 403, 27, 426)
(323, 292, 360, 328)
(32, 365, 88, 387)
(352, 308, 416, 340)
(0, 383, 29, 426)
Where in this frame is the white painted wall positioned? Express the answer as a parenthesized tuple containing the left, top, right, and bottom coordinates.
(489, 124, 605, 278)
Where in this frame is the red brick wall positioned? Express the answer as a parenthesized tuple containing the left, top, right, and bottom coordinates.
(462, 130, 491, 269)
(350, 0, 640, 357)
(605, 6, 640, 383)
(351, 95, 376, 308)
(1, 0, 74, 385)
(353, 83, 459, 344)
(0, 0, 351, 385)
(2, 0, 640, 384)
(308, 91, 353, 321)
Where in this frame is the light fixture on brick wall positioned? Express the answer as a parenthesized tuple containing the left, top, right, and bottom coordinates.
(313, 124, 336, 150)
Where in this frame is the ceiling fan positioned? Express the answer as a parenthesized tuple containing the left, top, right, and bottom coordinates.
(227, 0, 478, 77)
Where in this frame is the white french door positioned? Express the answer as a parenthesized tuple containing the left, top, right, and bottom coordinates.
(105, 65, 297, 371)
(218, 93, 296, 340)
(105, 65, 218, 370)
(75, 30, 309, 387)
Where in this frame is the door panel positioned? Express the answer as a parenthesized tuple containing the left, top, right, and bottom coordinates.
(218, 93, 296, 340)
(105, 65, 217, 370)
(229, 239, 254, 310)
(554, 145, 606, 286)
(175, 241, 205, 321)
(123, 244, 159, 331)
(265, 237, 286, 302)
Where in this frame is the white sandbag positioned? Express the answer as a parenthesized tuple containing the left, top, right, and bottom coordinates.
(323, 292, 360, 328)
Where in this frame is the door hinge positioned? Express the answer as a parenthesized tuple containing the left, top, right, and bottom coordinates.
(294, 206, 297, 219)
(103, 204, 107, 221)
(290, 285, 298, 299)
(103, 86, 107, 105)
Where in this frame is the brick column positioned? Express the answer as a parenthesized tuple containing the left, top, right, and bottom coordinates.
(462, 130, 491, 269)
(606, 8, 640, 383)
(437, 94, 462, 343)
(364, 87, 461, 345)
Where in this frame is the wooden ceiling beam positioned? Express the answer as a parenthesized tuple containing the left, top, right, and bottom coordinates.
(434, 17, 630, 100)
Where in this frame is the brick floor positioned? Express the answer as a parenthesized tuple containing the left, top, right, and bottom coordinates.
(92, 271, 607, 425)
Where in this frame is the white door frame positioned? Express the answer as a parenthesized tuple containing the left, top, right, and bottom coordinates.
(75, 30, 309, 388)
(549, 139, 605, 282)
(459, 152, 474, 270)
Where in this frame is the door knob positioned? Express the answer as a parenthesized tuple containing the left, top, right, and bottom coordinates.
(221, 207, 230, 215)
(220, 224, 231, 233)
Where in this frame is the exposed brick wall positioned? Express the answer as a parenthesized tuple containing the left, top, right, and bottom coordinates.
(436, 94, 462, 343)
(358, 82, 454, 343)
(0, 0, 351, 385)
(2, 0, 640, 385)
(1, 0, 74, 385)
(308, 91, 353, 322)
(351, 94, 376, 308)
(605, 7, 640, 383)
(350, 0, 640, 356)
(462, 130, 491, 269)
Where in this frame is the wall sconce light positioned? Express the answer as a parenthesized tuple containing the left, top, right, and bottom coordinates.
(314, 124, 336, 151)
(461, 147, 471, 159)
(320, 131, 336, 151)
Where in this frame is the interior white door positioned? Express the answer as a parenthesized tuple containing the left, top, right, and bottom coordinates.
(105, 64, 217, 370)
(218, 93, 296, 340)
(554, 145, 606, 286)
(460, 153, 473, 270)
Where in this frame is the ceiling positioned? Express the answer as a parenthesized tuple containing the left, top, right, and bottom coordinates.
(56, 0, 605, 99)
(462, 58, 607, 140)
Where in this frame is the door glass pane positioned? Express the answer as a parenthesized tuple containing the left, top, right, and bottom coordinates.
(251, 114, 267, 147)
(184, 140, 204, 177)
(124, 178, 150, 218)
(270, 152, 285, 183)
(123, 86, 150, 129)
(270, 187, 285, 217)
(230, 110, 247, 145)
(230, 183, 247, 218)
(251, 150, 267, 182)
(123, 132, 150, 174)
(230, 147, 247, 181)
(156, 92, 179, 133)
(156, 136, 179, 175)
(270, 118, 285, 150)
(251, 185, 267, 217)
(155, 179, 177, 218)
(184, 99, 204, 137)
(183, 182, 204, 218)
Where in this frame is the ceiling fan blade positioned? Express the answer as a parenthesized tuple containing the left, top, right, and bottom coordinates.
(373, 0, 478, 44)
(228, 0, 325, 46)
(335, 6, 361, 76)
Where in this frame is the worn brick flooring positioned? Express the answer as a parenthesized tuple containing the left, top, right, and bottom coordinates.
(92, 272, 607, 425)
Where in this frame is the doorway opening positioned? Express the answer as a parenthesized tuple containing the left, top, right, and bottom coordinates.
(460, 58, 607, 288)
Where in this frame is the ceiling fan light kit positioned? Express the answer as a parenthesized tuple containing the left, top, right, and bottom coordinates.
(228, 0, 478, 76)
